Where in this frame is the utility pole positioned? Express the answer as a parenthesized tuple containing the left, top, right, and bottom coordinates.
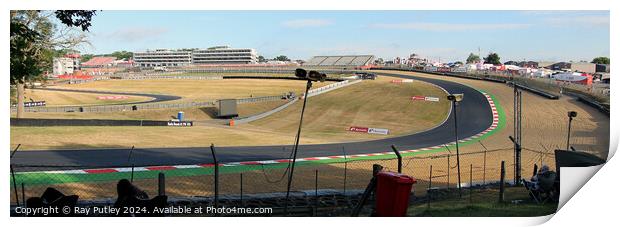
(447, 94, 464, 197)
(567, 111, 577, 150)
(284, 69, 326, 215)
(512, 86, 522, 185)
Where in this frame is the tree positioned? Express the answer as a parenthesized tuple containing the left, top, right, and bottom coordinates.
(11, 10, 96, 118)
(591, 57, 610, 65)
(466, 53, 480, 64)
(258, 55, 266, 62)
(483, 53, 501, 65)
(273, 55, 290, 61)
(454, 61, 464, 65)
(109, 51, 133, 60)
(81, 54, 94, 62)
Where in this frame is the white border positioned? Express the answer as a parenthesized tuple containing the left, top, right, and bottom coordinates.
(3, 1, 616, 227)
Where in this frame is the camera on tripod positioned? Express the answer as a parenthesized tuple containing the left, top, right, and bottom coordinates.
(295, 68, 327, 82)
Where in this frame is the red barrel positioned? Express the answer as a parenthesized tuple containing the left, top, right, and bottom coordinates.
(375, 171, 417, 216)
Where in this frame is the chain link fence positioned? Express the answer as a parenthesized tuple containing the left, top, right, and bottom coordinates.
(10, 146, 556, 206)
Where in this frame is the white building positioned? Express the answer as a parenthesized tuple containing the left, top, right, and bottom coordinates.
(191, 46, 257, 65)
(52, 57, 78, 76)
(133, 46, 258, 67)
(133, 49, 193, 67)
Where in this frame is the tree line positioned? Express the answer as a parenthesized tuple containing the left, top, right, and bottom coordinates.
(465, 52, 609, 65)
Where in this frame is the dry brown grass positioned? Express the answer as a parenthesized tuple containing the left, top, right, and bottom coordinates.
(51, 79, 331, 103)
(21, 88, 151, 106)
(249, 75, 451, 141)
(11, 76, 450, 150)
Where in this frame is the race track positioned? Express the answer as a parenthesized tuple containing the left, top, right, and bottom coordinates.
(32, 87, 182, 105)
(12, 72, 494, 172)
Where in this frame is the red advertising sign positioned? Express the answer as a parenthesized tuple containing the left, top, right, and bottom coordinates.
(57, 75, 94, 80)
(412, 96, 439, 102)
(348, 126, 389, 135)
(349, 126, 369, 133)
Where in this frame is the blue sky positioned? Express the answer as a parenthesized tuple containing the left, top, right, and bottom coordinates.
(79, 10, 610, 62)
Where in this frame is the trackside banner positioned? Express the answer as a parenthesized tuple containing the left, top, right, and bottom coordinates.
(348, 126, 389, 135)
(97, 95, 129, 100)
(167, 121, 193, 127)
(412, 96, 439, 102)
(368, 128, 389, 135)
(349, 126, 369, 133)
(391, 79, 413, 83)
(23, 101, 46, 107)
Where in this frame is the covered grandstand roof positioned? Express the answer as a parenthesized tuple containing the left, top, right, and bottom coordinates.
(304, 55, 375, 67)
(81, 57, 117, 67)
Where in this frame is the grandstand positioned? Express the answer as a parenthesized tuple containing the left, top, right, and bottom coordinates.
(81, 57, 117, 68)
(304, 55, 375, 67)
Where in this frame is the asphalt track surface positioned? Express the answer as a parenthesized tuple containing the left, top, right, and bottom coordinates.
(31, 87, 182, 105)
(12, 72, 493, 172)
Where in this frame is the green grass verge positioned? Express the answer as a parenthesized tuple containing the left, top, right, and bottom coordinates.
(408, 187, 557, 217)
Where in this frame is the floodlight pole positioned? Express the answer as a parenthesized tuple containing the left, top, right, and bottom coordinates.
(567, 112, 575, 150)
(284, 79, 313, 214)
(451, 99, 463, 198)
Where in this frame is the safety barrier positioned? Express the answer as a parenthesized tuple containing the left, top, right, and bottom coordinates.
(233, 79, 362, 124)
(373, 67, 565, 100)
(10, 118, 193, 127)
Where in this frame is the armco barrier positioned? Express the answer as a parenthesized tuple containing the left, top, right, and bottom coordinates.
(11, 101, 216, 113)
(373, 67, 564, 100)
(10, 118, 193, 127)
(221, 75, 345, 82)
(564, 92, 610, 116)
(306, 79, 361, 97)
(233, 98, 300, 124)
(233, 79, 362, 124)
(373, 67, 507, 84)
(236, 95, 288, 104)
(512, 83, 559, 100)
(12, 96, 290, 113)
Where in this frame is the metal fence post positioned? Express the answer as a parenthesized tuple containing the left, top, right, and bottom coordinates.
(10, 144, 21, 207)
(499, 161, 505, 203)
(127, 146, 135, 182)
(315, 169, 319, 216)
(10, 165, 19, 207)
(447, 155, 450, 189)
(21, 182, 26, 210)
(469, 164, 473, 204)
(343, 146, 347, 194)
(479, 141, 488, 185)
(158, 172, 165, 196)
(428, 165, 433, 209)
(391, 145, 402, 173)
(210, 144, 219, 212)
